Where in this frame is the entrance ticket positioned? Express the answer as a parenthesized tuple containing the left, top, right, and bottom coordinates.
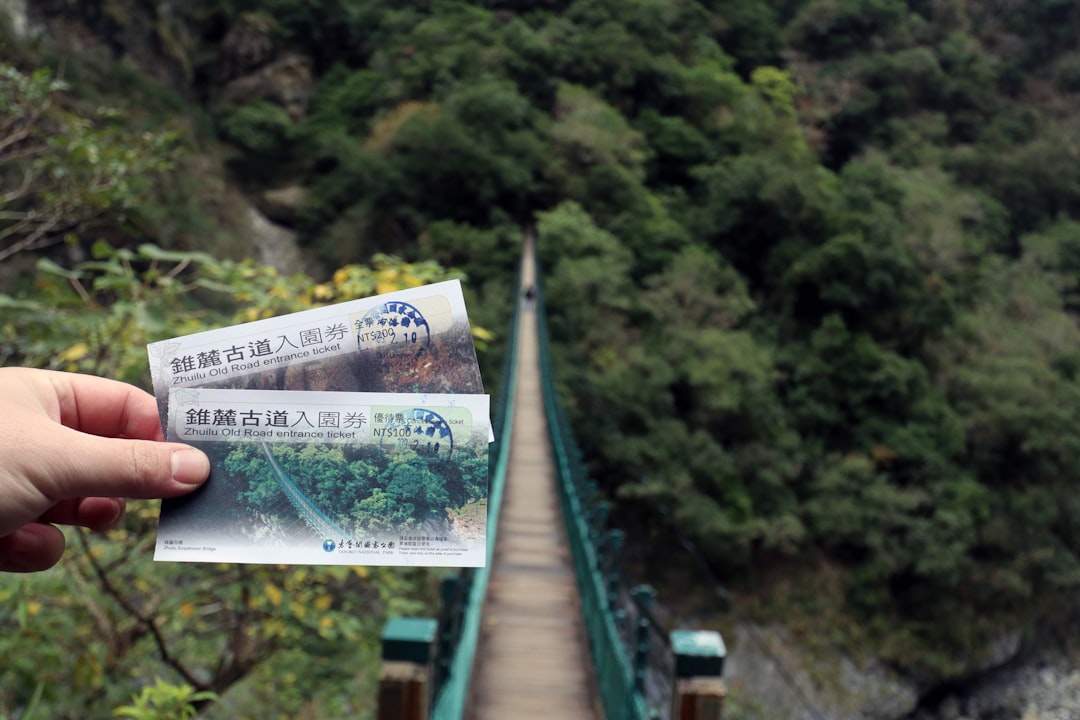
(155, 388, 491, 567)
(146, 279, 484, 431)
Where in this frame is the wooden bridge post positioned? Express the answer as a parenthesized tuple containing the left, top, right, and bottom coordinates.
(377, 617, 438, 720)
(670, 629, 727, 720)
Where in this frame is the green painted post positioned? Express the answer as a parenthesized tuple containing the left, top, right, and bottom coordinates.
(436, 577, 459, 690)
(592, 500, 610, 543)
(605, 530, 623, 608)
(378, 617, 439, 720)
(631, 586, 656, 695)
(606, 530, 627, 632)
(670, 629, 727, 720)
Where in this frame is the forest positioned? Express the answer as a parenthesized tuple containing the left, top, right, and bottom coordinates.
(2, 0, 1080, 717)
(226, 440, 489, 536)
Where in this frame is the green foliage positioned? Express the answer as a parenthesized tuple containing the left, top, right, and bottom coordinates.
(218, 100, 297, 180)
(785, 0, 914, 60)
(710, 0, 782, 74)
(0, 65, 182, 263)
(0, 241, 468, 383)
(306, 65, 389, 136)
(300, 78, 544, 263)
(542, 82, 656, 233)
(114, 680, 218, 720)
(207, 0, 376, 69)
(226, 440, 486, 535)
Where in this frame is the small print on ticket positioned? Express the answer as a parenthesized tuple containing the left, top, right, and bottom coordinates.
(154, 388, 491, 567)
(146, 280, 484, 430)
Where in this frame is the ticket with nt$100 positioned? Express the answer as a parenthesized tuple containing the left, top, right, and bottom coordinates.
(155, 387, 491, 567)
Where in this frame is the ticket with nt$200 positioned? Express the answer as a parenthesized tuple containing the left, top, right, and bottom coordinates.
(155, 387, 491, 567)
(146, 279, 486, 434)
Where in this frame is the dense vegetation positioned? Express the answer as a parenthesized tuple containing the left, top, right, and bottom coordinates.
(225, 440, 489, 534)
(3, 0, 1080, 715)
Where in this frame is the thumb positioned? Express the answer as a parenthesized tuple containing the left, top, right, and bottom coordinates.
(41, 431, 210, 502)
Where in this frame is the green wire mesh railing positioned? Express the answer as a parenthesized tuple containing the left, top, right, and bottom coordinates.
(534, 275, 672, 720)
(428, 273, 522, 718)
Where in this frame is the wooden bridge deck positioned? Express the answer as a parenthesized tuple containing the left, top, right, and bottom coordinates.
(467, 247, 601, 719)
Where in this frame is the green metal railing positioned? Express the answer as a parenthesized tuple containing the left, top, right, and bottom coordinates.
(427, 271, 522, 718)
(534, 276, 669, 720)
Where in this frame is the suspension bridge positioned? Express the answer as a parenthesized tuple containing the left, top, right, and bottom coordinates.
(260, 441, 350, 541)
(243, 237, 728, 718)
(466, 241, 598, 718)
(376, 236, 727, 720)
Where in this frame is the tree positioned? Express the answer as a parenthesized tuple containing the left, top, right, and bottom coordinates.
(0, 65, 180, 263)
(0, 243, 463, 717)
(545, 83, 647, 199)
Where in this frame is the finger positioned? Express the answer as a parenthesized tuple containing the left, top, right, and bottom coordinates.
(38, 497, 125, 532)
(38, 433, 210, 502)
(0, 524, 66, 573)
(44, 370, 165, 441)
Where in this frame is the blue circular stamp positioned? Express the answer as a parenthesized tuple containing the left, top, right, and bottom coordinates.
(377, 407, 454, 458)
(355, 301, 431, 351)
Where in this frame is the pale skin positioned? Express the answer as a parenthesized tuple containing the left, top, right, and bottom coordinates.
(0, 367, 210, 572)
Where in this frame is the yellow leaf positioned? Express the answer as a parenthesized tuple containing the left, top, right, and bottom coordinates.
(135, 502, 160, 519)
(289, 600, 306, 618)
(74, 653, 104, 690)
(871, 444, 898, 464)
(366, 101, 438, 152)
(472, 326, 494, 342)
(320, 616, 334, 630)
(58, 343, 89, 362)
(352, 566, 369, 578)
(26, 600, 41, 617)
(180, 602, 195, 619)
(314, 595, 332, 611)
(312, 283, 333, 300)
(265, 582, 283, 607)
(245, 307, 259, 322)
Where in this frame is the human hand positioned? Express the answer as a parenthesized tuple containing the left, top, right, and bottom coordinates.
(0, 367, 210, 572)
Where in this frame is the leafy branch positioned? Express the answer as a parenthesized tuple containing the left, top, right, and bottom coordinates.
(75, 529, 208, 692)
(0, 65, 181, 263)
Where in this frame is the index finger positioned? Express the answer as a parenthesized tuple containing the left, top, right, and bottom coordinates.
(37, 497, 125, 532)
(44, 371, 165, 441)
